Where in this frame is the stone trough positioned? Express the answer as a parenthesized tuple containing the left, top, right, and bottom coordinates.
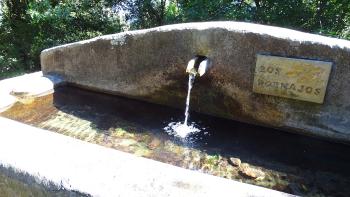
(0, 116, 294, 197)
(41, 21, 350, 143)
(1, 21, 350, 196)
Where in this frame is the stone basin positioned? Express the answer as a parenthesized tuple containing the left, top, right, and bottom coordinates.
(1, 21, 350, 196)
(0, 73, 301, 197)
(1, 72, 350, 196)
(40, 21, 350, 143)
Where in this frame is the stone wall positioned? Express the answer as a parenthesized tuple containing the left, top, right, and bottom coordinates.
(41, 22, 350, 143)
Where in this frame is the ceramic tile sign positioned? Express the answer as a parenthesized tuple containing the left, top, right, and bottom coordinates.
(253, 55, 332, 104)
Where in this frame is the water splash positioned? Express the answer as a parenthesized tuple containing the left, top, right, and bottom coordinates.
(164, 121, 200, 138)
(164, 74, 201, 138)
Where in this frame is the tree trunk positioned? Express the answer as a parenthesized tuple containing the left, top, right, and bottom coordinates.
(254, 0, 261, 22)
(5, 0, 32, 70)
(158, 0, 166, 26)
(315, 0, 326, 29)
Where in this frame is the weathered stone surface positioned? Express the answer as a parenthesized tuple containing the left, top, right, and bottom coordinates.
(0, 72, 63, 112)
(0, 117, 292, 197)
(240, 163, 265, 180)
(41, 21, 350, 143)
(229, 157, 241, 167)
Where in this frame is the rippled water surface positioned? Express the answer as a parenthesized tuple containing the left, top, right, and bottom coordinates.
(2, 86, 350, 197)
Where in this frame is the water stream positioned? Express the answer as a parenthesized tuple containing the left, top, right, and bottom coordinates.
(164, 74, 200, 138)
(184, 74, 195, 126)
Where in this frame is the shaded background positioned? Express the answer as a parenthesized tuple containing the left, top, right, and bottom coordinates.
(0, 0, 349, 79)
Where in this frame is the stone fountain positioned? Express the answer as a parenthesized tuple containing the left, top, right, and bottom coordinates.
(41, 21, 350, 143)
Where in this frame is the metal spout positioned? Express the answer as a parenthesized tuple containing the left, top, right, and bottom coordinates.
(186, 56, 211, 77)
(186, 57, 198, 76)
(198, 58, 212, 77)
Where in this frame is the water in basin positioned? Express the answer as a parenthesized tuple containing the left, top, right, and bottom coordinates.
(1, 85, 350, 196)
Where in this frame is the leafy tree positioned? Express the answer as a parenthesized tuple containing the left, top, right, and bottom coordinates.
(302, 0, 350, 37)
(118, 0, 168, 29)
(252, 0, 311, 28)
(174, 0, 350, 38)
(1, 0, 350, 79)
(0, 0, 123, 74)
(176, 0, 249, 22)
(28, 0, 123, 67)
(0, 0, 34, 72)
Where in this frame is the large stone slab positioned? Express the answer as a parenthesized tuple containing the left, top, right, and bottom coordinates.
(41, 21, 350, 143)
(0, 72, 64, 112)
(0, 117, 293, 197)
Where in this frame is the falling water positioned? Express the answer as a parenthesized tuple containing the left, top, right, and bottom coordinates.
(184, 74, 195, 125)
(164, 74, 200, 138)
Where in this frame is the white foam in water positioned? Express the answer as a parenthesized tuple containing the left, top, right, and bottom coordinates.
(164, 122, 200, 138)
(164, 74, 201, 138)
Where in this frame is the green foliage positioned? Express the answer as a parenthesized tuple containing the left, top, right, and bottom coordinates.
(119, 0, 350, 40)
(306, 0, 350, 38)
(0, 0, 350, 79)
(252, 0, 312, 28)
(165, 1, 181, 24)
(342, 15, 350, 39)
(119, 0, 167, 29)
(0, 0, 122, 76)
(176, 0, 246, 22)
(28, 0, 123, 68)
(0, 0, 34, 72)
